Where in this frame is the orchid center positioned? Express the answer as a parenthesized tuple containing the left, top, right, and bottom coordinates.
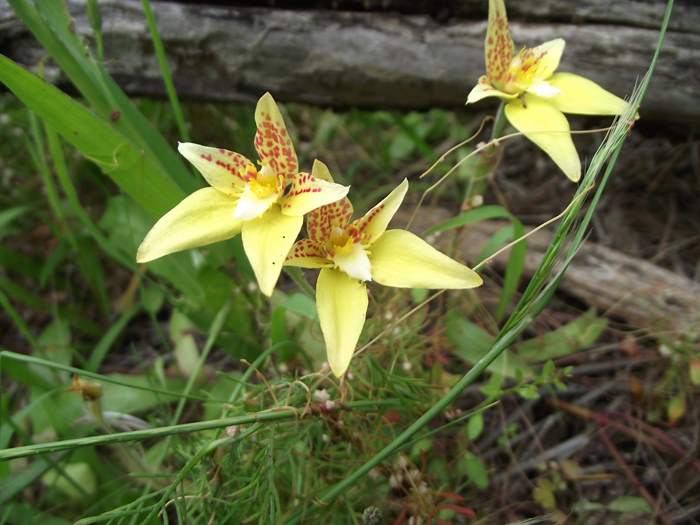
(327, 226, 372, 282)
(234, 164, 283, 221)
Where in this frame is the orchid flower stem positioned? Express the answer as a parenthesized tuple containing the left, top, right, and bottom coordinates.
(462, 102, 507, 207)
(284, 267, 315, 298)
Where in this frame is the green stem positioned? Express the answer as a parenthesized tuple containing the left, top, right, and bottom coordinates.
(462, 101, 506, 206)
(0, 400, 397, 462)
(284, 267, 315, 298)
(140, 0, 189, 141)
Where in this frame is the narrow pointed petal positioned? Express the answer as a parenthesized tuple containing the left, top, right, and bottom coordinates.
(307, 197, 353, 242)
(369, 230, 483, 289)
(285, 239, 330, 268)
(333, 243, 372, 282)
(234, 183, 279, 221)
(485, 0, 514, 85)
(242, 205, 303, 296)
(178, 142, 250, 194)
(548, 73, 630, 116)
(467, 78, 517, 105)
(254, 92, 298, 177)
(137, 188, 241, 263)
(354, 178, 408, 246)
(279, 172, 350, 217)
(504, 96, 581, 182)
(316, 268, 368, 378)
(310, 158, 334, 183)
(530, 39, 565, 82)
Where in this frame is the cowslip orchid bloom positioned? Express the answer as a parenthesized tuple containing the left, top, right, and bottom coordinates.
(136, 93, 349, 296)
(285, 163, 483, 377)
(466, 0, 630, 182)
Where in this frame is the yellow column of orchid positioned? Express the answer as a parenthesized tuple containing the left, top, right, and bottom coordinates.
(286, 161, 483, 377)
(136, 93, 349, 296)
(466, 0, 631, 182)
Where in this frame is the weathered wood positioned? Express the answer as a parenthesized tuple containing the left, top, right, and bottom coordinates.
(401, 207, 700, 336)
(1, 0, 698, 122)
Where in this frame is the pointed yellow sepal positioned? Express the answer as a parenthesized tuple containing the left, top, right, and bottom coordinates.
(136, 187, 242, 263)
(316, 268, 368, 378)
(370, 230, 483, 289)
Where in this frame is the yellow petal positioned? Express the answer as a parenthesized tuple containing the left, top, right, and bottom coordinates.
(279, 170, 350, 217)
(530, 39, 565, 82)
(254, 92, 298, 177)
(354, 178, 408, 246)
(548, 72, 630, 116)
(137, 187, 241, 263)
(485, 0, 514, 85)
(504, 96, 581, 182)
(369, 230, 483, 289)
(316, 268, 368, 378)
(466, 77, 517, 105)
(242, 205, 303, 296)
(285, 239, 329, 268)
(177, 142, 250, 194)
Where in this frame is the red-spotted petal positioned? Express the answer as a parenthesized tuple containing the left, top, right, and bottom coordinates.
(351, 179, 408, 246)
(254, 92, 298, 177)
(485, 0, 514, 86)
(285, 239, 329, 268)
(178, 142, 251, 194)
(307, 197, 354, 242)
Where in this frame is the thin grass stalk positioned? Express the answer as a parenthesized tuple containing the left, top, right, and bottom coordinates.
(140, 0, 190, 141)
(0, 399, 398, 461)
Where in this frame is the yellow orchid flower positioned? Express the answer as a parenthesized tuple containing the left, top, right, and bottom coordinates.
(136, 93, 349, 296)
(285, 162, 483, 377)
(466, 0, 631, 182)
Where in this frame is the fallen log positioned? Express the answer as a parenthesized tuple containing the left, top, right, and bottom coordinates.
(400, 207, 700, 337)
(1, 0, 698, 123)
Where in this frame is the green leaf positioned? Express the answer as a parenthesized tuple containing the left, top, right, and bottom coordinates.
(462, 452, 489, 489)
(424, 205, 513, 235)
(446, 312, 532, 379)
(467, 413, 484, 440)
(0, 55, 186, 218)
(41, 462, 96, 501)
(517, 309, 607, 362)
(608, 496, 651, 514)
(281, 293, 317, 320)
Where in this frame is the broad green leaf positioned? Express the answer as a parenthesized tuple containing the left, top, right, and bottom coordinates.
(0, 55, 185, 217)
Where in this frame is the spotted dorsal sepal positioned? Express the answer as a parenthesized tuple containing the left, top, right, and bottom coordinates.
(254, 92, 298, 178)
(485, 0, 514, 88)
